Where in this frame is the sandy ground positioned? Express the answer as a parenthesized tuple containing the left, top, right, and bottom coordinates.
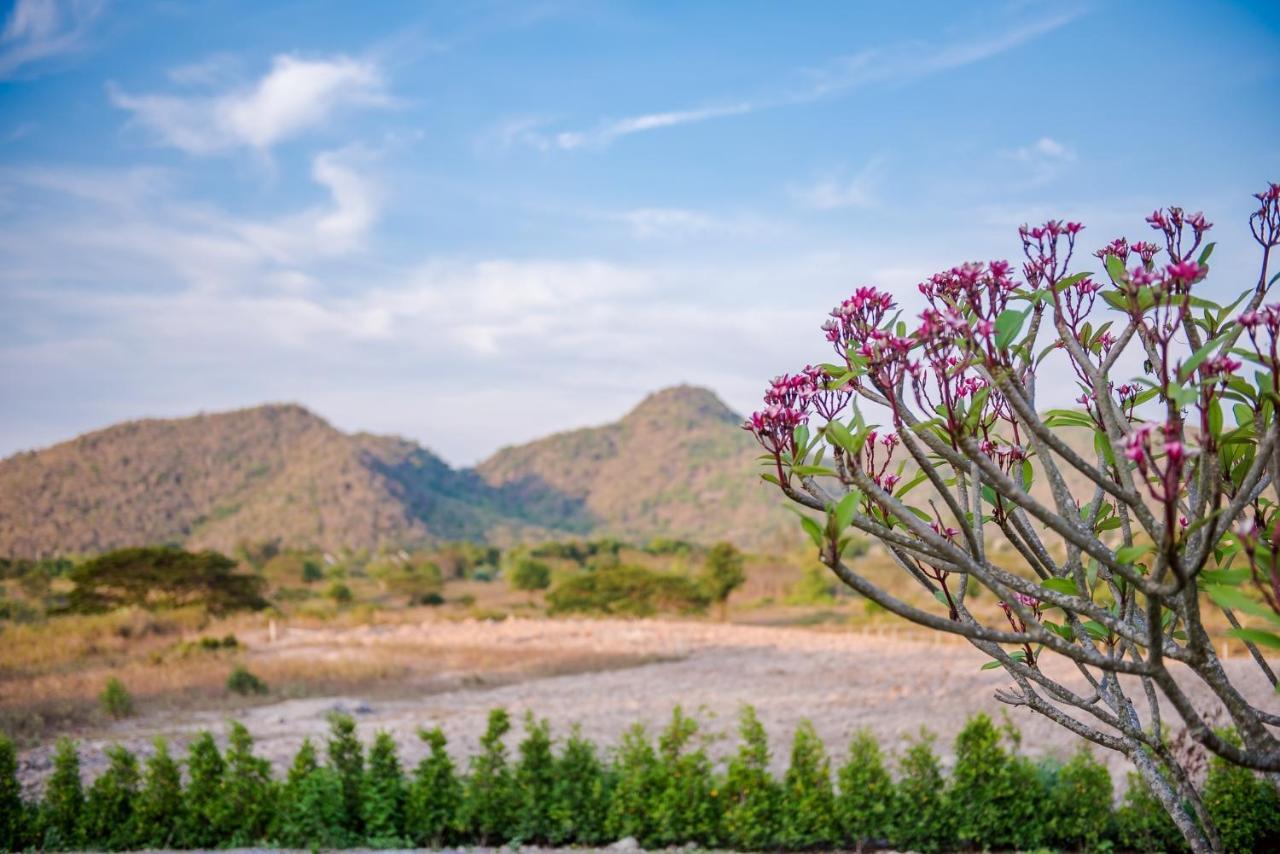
(15, 617, 1278, 793)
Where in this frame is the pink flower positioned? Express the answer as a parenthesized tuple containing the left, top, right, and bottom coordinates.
(1165, 260, 1201, 283)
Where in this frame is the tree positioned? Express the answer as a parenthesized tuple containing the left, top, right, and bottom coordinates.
(64, 546, 266, 615)
(135, 737, 184, 849)
(462, 708, 515, 845)
(700, 541, 745, 620)
(40, 737, 84, 851)
(405, 727, 463, 847)
(361, 731, 407, 847)
(0, 734, 32, 852)
(326, 713, 365, 838)
(509, 557, 552, 593)
(720, 705, 781, 851)
(835, 728, 895, 847)
(80, 744, 140, 851)
(746, 182, 1280, 853)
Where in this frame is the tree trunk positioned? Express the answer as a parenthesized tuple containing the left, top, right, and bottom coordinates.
(1131, 747, 1216, 853)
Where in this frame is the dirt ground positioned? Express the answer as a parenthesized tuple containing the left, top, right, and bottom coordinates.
(14, 617, 1277, 794)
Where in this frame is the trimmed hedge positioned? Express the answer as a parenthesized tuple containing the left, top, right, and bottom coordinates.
(1, 710, 1254, 852)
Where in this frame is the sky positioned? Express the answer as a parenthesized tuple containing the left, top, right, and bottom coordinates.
(1, 0, 1278, 465)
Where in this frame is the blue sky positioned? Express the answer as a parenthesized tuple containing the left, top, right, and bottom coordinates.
(1, 0, 1278, 464)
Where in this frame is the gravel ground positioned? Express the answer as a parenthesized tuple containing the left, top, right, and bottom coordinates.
(16, 617, 1277, 793)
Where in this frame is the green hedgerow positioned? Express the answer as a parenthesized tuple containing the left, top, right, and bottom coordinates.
(1114, 769, 1187, 854)
(405, 727, 463, 848)
(179, 731, 225, 848)
(463, 707, 516, 845)
(780, 719, 837, 849)
(890, 729, 952, 854)
(273, 738, 347, 849)
(40, 737, 84, 851)
(1203, 730, 1280, 853)
(605, 723, 661, 845)
(948, 712, 1046, 850)
(80, 744, 140, 851)
(98, 677, 134, 719)
(135, 737, 183, 849)
(1046, 746, 1113, 850)
(835, 727, 895, 847)
(513, 713, 556, 843)
(548, 725, 611, 846)
(650, 706, 721, 847)
(216, 722, 276, 846)
(720, 705, 782, 852)
(326, 712, 365, 838)
(361, 730, 407, 847)
(0, 734, 32, 852)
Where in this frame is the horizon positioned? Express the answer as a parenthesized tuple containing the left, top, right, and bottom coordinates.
(3, 0, 1279, 464)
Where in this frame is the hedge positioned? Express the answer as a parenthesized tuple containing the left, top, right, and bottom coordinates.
(3, 709, 1275, 852)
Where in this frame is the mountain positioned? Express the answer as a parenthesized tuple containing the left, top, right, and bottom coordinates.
(477, 385, 795, 548)
(0, 388, 796, 558)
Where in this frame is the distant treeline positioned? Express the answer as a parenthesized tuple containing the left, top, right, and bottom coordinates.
(3, 708, 1276, 853)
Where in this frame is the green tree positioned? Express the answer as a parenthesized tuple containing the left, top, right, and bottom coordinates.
(40, 737, 84, 851)
(513, 713, 556, 843)
(1046, 746, 1113, 850)
(361, 730, 407, 847)
(650, 707, 721, 847)
(948, 713, 1045, 850)
(1203, 731, 1280, 853)
(548, 725, 611, 845)
(890, 730, 952, 854)
(605, 723, 661, 845)
(80, 744, 141, 851)
(0, 734, 32, 852)
(98, 676, 134, 719)
(720, 705, 781, 851)
(216, 722, 275, 846)
(780, 719, 837, 849)
(509, 557, 552, 593)
(326, 712, 365, 838)
(835, 727, 895, 847)
(463, 708, 515, 845)
(64, 546, 266, 615)
(273, 738, 347, 849)
(405, 727, 463, 847)
(700, 541, 746, 620)
(135, 737, 183, 849)
(179, 731, 225, 848)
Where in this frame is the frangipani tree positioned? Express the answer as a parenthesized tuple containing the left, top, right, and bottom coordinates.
(747, 183, 1280, 853)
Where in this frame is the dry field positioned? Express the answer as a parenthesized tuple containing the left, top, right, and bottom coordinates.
(12, 616, 1277, 796)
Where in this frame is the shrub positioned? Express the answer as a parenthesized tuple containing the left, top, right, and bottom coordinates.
(700, 541, 745, 619)
(1203, 731, 1280, 853)
(548, 725, 611, 845)
(99, 676, 134, 719)
(1046, 746, 1113, 850)
(720, 705, 781, 851)
(605, 723, 661, 844)
(949, 713, 1045, 849)
(650, 707, 721, 847)
(513, 713, 556, 843)
(780, 719, 837, 849)
(510, 557, 552, 593)
(80, 744, 140, 851)
(273, 738, 347, 849)
(302, 559, 324, 583)
(214, 722, 275, 846)
(405, 727, 462, 847)
(40, 737, 84, 851)
(462, 708, 515, 845)
(361, 730, 407, 847)
(1114, 770, 1187, 854)
(890, 730, 952, 854)
(326, 712, 365, 838)
(0, 734, 32, 852)
(135, 737, 183, 849)
(327, 581, 354, 604)
(547, 564, 709, 617)
(227, 664, 268, 696)
(180, 730, 228, 846)
(835, 728, 895, 846)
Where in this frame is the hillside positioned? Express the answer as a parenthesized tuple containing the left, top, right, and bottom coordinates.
(476, 385, 795, 548)
(0, 388, 798, 557)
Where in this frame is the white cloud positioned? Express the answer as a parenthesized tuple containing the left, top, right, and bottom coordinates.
(110, 53, 389, 155)
(0, 0, 102, 78)
(517, 10, 1083, 151)
(1004, 136, 1076, 187)
(790, 157, 885, 211)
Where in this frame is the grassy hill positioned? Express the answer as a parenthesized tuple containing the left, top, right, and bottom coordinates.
(0, 388, 799, 557)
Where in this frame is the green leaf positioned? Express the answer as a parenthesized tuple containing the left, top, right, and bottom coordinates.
(823, 419, 858, 454)
(791, 464, 838, 477)
(797, 514, 824, 548)
(1179, 331, 1230, 383)
(1104, 253, 1127, 285)
(1227, 627, 1280, 650)
(1115, 544, 1153, 564)
(1041, 577, 1078, 596)
(980, 659, 1004, 670)
(1082, 621, 1110, 641)
(833, 491, 860, 533)
(1207, 586, 1280, 624)
(994, 307, 1030, 350)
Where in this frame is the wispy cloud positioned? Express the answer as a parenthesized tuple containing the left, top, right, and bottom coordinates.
(0, 0, 102, 78)
(513, 10, 1083, 151)
(1003, 136, 1076, 187)
(790, 157, 885, 211)
(110, 53, 390, 155)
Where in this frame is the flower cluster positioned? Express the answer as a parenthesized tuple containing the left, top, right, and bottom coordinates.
(1251, 183, 1280, 248)
(823, 286, 896, 359)
(1146, 206, 1212, 263)
(1020, 220, 1082, 289)
(1124, 421, 1191, 503)
(1239, 303, 1280, 394)
(743, 372, 818, 456)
